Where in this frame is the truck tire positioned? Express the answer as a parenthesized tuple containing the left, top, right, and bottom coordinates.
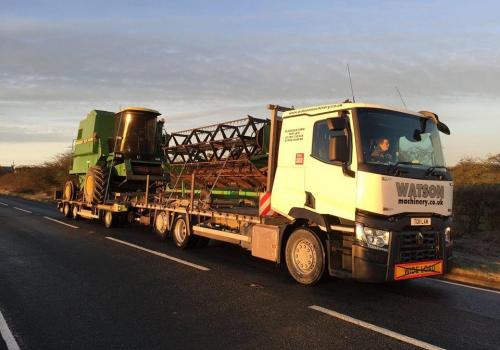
(127, 211, 135, 224)
(285, 228, 326, 285)
(63, 202, 72, 218)
(154, 211, 169, 240)
(172, 215, 197, 249)
(83, 166, 109, 204)
(63, 180, 75, 201)
(103, 210, 114, 229)
(71, 205, 79, 220)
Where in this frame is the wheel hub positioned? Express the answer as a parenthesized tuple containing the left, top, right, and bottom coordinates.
(84, 175, 94, 202)
(174, 220, 187, 242)
(293, 239, 316, 274)
(155, 212, 167, 233)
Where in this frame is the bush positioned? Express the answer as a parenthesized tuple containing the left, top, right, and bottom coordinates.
(0, 151, 71, 195)
(453, 184, 500, 236)
(451, 154, 500, 244)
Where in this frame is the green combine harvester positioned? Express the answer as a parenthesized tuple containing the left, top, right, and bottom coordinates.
(63, 107, 166, 204)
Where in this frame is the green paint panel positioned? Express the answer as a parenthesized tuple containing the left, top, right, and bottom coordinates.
(70, 110, 115, 175)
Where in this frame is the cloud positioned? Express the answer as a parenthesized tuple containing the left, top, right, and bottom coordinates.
(0, 2, 499, 164)
(0, 125, 73, 143)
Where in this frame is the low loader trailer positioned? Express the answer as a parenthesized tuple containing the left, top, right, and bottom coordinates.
(58, 102, 454, 285)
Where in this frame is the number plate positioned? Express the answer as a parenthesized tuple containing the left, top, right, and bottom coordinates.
(394, 260, 443, 280)
(411, 217, 431, 226)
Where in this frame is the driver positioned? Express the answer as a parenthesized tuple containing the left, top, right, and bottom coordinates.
(370, 137, 392, 163)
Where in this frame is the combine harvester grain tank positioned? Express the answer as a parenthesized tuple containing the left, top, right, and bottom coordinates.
(58, 102, 454, 285)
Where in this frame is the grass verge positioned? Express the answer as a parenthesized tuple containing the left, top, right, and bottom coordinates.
(445, 251, 500, 290)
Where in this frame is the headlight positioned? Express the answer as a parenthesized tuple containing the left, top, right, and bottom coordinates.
(445, 227, 452, 244)
(356, 223, 390, 251)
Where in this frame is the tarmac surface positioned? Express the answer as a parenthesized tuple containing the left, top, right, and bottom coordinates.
(0, 195, 499, 349)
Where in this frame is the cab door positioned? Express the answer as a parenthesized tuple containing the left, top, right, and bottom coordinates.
(304, 112, 357, 222)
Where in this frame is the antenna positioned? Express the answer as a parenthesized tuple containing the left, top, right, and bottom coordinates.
(395, 86, 407, 109)
(347, 64, 356, 102)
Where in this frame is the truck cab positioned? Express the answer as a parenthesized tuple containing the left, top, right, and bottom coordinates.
(272, 102, 453, 283)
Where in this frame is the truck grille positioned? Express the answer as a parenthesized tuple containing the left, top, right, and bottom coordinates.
(397, 231, 439, 263)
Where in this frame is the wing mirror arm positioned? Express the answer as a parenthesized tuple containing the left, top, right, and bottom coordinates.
(419, 110, 451, 135)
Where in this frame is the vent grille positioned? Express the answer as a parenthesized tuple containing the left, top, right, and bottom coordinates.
(398, 231, 439, 263)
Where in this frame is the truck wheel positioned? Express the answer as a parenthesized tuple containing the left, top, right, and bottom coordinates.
(103, 211, 114, 229)
(63, 180, 75, 201)
(172, 215, 197, 248)
(71, 205, 79, 220)
(127, 211, 135, 224)
(63, 202, 72, 218)
(285, 228, 325, 285)
(154, 211, 169, 240)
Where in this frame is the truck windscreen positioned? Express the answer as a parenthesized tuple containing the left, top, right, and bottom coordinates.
(357, 108, 445, 168)
(116, 113, 156, 155)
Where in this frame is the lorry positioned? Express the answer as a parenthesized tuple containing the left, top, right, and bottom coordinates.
(58, 102, 453, 285)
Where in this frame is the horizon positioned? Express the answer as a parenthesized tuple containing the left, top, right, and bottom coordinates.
(1, 0, 500, 166)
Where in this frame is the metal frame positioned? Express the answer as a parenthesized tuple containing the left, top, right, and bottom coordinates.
(163, 116, 270, 189)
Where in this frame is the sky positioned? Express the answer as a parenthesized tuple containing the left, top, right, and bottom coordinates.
(1, 0, 499, 166)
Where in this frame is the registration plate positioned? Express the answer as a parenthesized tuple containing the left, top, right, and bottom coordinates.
(394, 260, 443, 280)
(411, 217, 431, 226)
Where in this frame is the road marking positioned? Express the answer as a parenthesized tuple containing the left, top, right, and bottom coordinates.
(43, 216, 79, 229)
(0, 309, 20, 350)
(0, 201, 8, 206)
(13, 207, 32, 213)
(309, 305, 444, 350)
(106, 237, 210, 271)
(426, 277, 500, 295)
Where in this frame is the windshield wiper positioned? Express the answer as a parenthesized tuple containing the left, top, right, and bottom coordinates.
(389, 161, 414, 175)
(425, 166, 447, 177)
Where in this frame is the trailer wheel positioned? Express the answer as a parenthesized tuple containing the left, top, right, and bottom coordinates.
(172, 215, 197, 249)
(63, 180, 75, 201)
(127, 211, 135, 224)
(63, 202, 72, 218)
(154, 211, 169, 240)
(71, 205, 79, 220)
(103, 211, 114, 229)
(285, 228, 325, 285)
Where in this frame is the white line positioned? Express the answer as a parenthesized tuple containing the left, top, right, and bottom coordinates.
(0, 309, 20, 350)
(43, 216, 79, 229)
(309, 305, 444, 350)
(105, 237, 210, 271)
(425, 277, 500, 295)
(13, 207, 31, 214)
(0, 201, 8, 206)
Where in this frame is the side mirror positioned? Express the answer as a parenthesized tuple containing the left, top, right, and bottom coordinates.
(329, 135, 349, 162)
(327, 117, 347, 131)
(437, 122, 450, 135)
(419, 110, 451, 135)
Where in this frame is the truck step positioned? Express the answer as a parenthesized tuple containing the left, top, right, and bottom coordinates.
(78, 209, 99, 219)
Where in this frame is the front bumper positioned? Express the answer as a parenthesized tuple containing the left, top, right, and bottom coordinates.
(352, 243, 453, 282)
(351, 212, 453, 283)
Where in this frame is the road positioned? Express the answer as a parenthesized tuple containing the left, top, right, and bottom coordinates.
(0, 195, 499, 350)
